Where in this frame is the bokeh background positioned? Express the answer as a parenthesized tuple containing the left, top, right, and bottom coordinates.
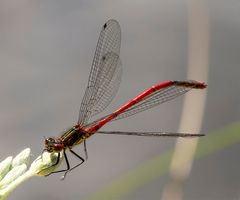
(0, 0, 239, 200)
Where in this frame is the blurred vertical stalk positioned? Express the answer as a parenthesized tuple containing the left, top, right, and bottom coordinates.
(161, 0, 209, 199)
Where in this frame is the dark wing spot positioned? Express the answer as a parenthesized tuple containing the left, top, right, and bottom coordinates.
(102, 56, 106, 61)
(103, 23, 107, 29)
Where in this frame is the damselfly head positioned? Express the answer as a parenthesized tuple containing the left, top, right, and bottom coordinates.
(45, 137, 64, 152)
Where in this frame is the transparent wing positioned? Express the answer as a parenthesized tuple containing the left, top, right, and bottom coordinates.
(86, 81, 203, 127)
(78, 19, 121, 125)
(112, 82, 192, 120)
(97, 131, 204, 137)
(89, 53, 122, 116)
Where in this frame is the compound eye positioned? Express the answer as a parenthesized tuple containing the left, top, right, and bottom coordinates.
(45, 137, 55, 144)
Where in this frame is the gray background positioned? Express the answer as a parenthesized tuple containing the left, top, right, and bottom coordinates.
(0, 0, 239, 200)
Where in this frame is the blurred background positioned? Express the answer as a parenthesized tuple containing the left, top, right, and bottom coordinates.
(0, 0, 239, 200)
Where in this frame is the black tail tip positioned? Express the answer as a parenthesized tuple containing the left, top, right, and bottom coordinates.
(174, 81, 207, 89)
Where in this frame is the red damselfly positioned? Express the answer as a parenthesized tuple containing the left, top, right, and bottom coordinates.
(43, 19, 207, 179)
